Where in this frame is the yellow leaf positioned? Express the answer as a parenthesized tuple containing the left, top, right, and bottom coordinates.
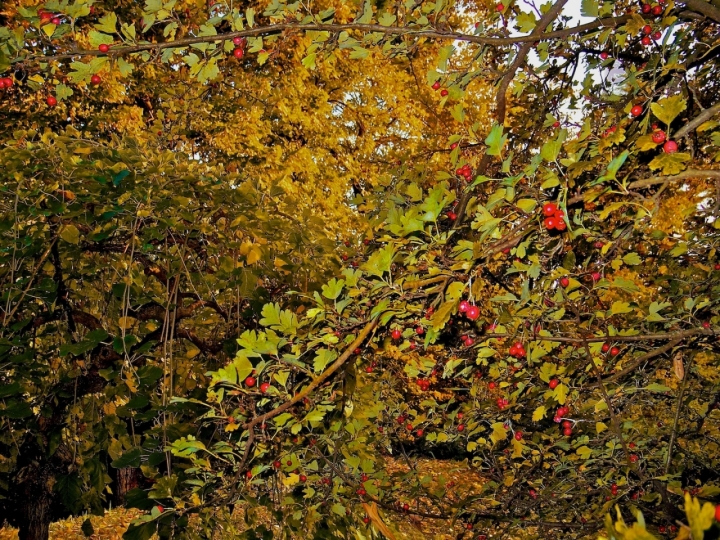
(490, 422, 507, 444)
(282, 473, 300, 487)
(532, 405, 547, 422)
(685, 493, 715, 539)
(511, 438, 524, 458)
(247, 246, 262, 265)
(117, 316, 136, 330)
(552, 383, 569, 405)
(596, 422, 608, 434)
(361, 502, 397, 540)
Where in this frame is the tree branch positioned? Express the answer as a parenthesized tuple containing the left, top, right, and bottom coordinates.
(674, 101, 720, 140)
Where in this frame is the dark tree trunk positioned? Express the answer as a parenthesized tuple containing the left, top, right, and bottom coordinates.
(15, 464, 54, 540)
(114, 467, 142, 506)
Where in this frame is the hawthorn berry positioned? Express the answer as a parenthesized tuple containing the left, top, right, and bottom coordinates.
(440, 89, 449, 97)
(391, 329, 402, 340)
(600, 52, 609, 60)
(457, 424, 465, 431)
(652, 130, 666, 144)
(642, 24, 652, 35)
(299, 474, 307, 482)
(542, 203, 558, 217)
(552, 121, 560, 128)
(641, 36, 652, 46)
(466, 305, 480, 320)
(663, 140, 678, 153)
(560, 276, 570, 287)
(233, 48, 244, 59)
(630, 105, 643, 117)
(610, 346, 620, 356)
(563, 427, 573, 436)
(99, 44, 110, 53)
(459, 300, 470, 313)
(549, 378, 559, 389)
(260, 382, 271, 392)
(90, 74, 101, 85)
(432, 81, 441, 90)
(652, 4, 663, 14)
(245, 376, 256, 387)
(641, 3, 651, 13)
(514, 431, 523, 441)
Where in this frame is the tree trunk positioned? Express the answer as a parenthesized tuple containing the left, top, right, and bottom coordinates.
(16, 472, 53, 540)
(115, 467, 141, 506)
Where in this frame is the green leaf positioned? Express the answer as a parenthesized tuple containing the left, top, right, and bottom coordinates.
(431, 300, 455, 331)
(581, 0, 599, 17)
(650, 95, 687, 126)
(622, 252, 642, 265)
(321, 278, 345, 300)
(361, 244, 394, 277)
(95, 12, 118, 34)
(643, 383, 672, 393)
(515, 11, 537, 32)
(576, 446, 592, 460)
(485, 124, 507, 156)
(246, 8, 256, 27)
(313, 349, 338, 373)
(60, 224, 80, 244)
(111, 448, 142, 468)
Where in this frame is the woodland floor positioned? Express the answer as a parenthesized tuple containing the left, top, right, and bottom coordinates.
(0, 458, 585, 539)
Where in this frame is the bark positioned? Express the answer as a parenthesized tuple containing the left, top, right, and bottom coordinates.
(15, 463, 54, 540)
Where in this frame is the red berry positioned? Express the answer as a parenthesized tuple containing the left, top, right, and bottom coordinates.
(602, 343, 610, 352)
(658, 526, 666, 533)
(432, 81, 441, 90)
(464, 337, 474, 347)
(560, 276, 570, 288)
(40, 11, 53, 22)
(273, 460, 281, 468)
(156, 505, 164, 513)
(641, 3, 651, 13)
(514, 431, 523, 441)
(553, 415, 562, 423)
(99, 44, 110, 53)
(652, 130, 666, 144)
(642, 25, 652, 35)
(246, 470, 253, 479)
(299, 474, 307, 482)
(663, 140, 678, 153)
(563, 427, 573, 436)
(552, 121, 560, 128)
(652, 4, 662, 14)
(357, 487, 366, 495)
(363, 516, 370, 524)
(631, 105, 643, 117)
(415, 429, 424, 437)
(715, 504, 720, 521)
(457, 424, 465, 431)
(641, 36, 652, 46)
(591, 272, 601, 282)
(542, 203, 558, 217)
(714, 263, 720, 270)
(629, 442, 636, 449)
(496, 3, 504, 11)
(416, 326, 425, 335)
(260, 382, 271, 393)
(610, 346, 620, 356)
(555, 219, 566, 231)
(447, 211, 457, 220)
(233, 48, 244, 59)
(702, 321, 710, 329)
(562, 420, 572, 429)
(90, 74, 101, 85)
(440, 89, 448, 97)
(466, 305, 480, 320)
(391, 329, 402, 340)
(365, 366, 373, 373)
(600, 52, 609, 60)
(629, 454, 639, 463)
(549, 378, 559, 389)
(245, 376, 256, 387)
(544, 217, 556, 230)
(458, 300, 469, 313)
(529, 489, 537, 499)
(233, 36, 244, 45)
(488, 381, 496, 390)
(402, 503, 410, 511)
(652, 31, 662, 40)
(2, 78, 12, 88)
(466, 523, 473, 530)
(51, 17, 61, 25)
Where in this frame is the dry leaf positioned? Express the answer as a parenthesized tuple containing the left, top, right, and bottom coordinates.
(362, 501, 397, 540)
(673, 353, 685, 381)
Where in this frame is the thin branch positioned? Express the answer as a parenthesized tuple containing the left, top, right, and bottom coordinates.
(24, 16, 640, 64)
(674, 101, 720, 140)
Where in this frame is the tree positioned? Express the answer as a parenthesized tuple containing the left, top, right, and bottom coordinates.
(1, 0, 719, 539)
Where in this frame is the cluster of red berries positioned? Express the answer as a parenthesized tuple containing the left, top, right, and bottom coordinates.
(560, 419, 574, 437)
(650, 122, 667, 144)
(458, 300, 480, 320)
(0, 77, 14, 90)
(602, 125, 617, 138)
(640, 3, 664, 16)
(496, 397, 509, 410)
(455, 163, 473, 182)
(460, 334, 474, 347)
(640, 24, 663, 45)
(601, 343, 620, 356)
(39, 10, 63, 25)
(509, 341, 526, 358)
(417, 378, 431, 391)
(542, 203, 567, 231)
(553, 405, 570, 423)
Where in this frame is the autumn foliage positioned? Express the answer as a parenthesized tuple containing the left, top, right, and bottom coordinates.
(1, 0, 720, 539)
